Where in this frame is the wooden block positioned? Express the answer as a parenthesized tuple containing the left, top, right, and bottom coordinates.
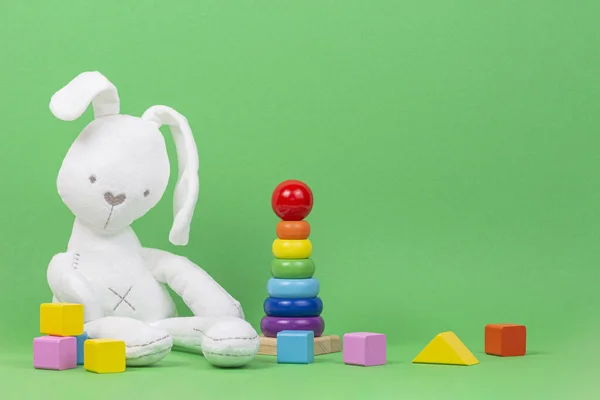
(277, 330, 314, 364)
(40, 303, 84, 337)
(258, 334, 341, 356)
(33, 336, 77, 370)
(75, 332, 88, 365)
(485, 324, 526, 356)
(84, 339, 126, 374)
(412, 331, 479, 366)
(343, 332, 386, 366)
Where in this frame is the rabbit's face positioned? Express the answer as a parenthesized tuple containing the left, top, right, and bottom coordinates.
(57, 115, 170, 233)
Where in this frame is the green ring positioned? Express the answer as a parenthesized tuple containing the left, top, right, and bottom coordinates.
(271, 258, 315, 279)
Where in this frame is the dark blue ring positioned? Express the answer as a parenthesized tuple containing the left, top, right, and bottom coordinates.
(264, 297, 323, 317)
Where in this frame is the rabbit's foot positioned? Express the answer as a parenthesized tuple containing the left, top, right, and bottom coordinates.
(151, 316, 259, 368)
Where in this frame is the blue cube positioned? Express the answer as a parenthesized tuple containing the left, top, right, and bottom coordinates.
(277, 330, 314, 364)
(75, 332, 88, 365)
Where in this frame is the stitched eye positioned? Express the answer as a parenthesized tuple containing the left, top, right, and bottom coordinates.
(89, 175, 97, 183)
(143, 189, 150, 197)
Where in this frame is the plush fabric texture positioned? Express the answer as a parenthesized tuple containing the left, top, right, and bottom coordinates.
(46, 71, 259, 368)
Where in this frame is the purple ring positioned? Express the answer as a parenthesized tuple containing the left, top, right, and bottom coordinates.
(260, 316, 325, 338)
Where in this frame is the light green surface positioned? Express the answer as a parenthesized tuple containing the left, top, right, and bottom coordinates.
(1, 0, 599, 398)
(1, 339, 599, 399)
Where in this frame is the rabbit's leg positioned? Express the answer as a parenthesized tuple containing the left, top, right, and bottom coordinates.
(151, 316, 259, 368)
(141, 248, 259, 366)
(85, 316, 173, 366)
(141, 248, 244, 318)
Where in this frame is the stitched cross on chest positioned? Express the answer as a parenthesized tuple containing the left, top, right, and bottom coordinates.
(108, 286, 136, 311)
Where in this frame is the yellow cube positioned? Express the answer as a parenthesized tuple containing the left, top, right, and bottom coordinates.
(84, 339, 126, 373)
(40, 303, 84, 336)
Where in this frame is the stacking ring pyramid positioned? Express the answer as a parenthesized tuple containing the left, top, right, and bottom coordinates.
(257, 180, 341, 356)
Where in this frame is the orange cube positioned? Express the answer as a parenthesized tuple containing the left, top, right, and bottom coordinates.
(485, 324, 526, 356)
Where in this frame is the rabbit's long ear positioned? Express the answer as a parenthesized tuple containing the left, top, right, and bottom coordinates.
(50, 71, 120, 121)
(142, 105, 199, 246)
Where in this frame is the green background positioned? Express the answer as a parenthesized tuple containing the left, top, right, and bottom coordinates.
(1, 0, 599, 398)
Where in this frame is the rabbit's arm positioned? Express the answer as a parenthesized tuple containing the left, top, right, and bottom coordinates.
(47, 252, 104, 322)
(141, 248, 244, 319)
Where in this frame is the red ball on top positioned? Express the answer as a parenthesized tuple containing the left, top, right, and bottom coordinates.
(271, 180, 314, 221)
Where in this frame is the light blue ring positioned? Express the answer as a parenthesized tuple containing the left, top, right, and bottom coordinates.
(267, 278, 320, 298)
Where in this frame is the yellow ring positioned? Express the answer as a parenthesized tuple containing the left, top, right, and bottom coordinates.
(272, 239, 312, 259)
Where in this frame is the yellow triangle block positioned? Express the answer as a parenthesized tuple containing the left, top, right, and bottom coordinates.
(412, 331, 479, 366)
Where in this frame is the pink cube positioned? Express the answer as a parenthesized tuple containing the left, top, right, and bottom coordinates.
(33, 336, 77, 370)
(343, 332, 386, 366)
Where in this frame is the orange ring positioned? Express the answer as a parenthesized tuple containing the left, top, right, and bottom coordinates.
(276, 220, 311, 240)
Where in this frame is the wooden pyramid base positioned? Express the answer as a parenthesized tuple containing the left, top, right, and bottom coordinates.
(258, 334, 342, 356)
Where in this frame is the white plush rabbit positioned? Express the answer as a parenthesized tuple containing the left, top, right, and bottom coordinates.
(46, 71, 260, 367)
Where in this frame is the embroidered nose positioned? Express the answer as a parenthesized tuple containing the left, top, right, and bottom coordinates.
(104, 192, 126, 206)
